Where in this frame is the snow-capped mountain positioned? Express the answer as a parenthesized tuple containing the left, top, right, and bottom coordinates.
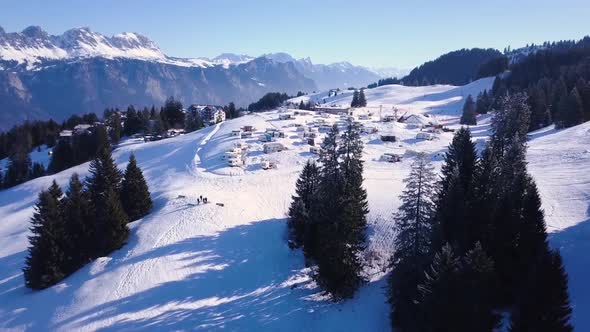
(0, 26, 168, 68)
(0, 26, 400, 130)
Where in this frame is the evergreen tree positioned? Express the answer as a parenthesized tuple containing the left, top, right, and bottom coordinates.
(417, 243, 499, 332)
(435, 127, 478, 254)
(86, 147, 127, 256)
(23, 181, 66, 289)
(358, 89, 367, 107)
(314, 122, 368, 300)
(556, 87, 584, 128)
(460, 95, 477, 125)
(124, 105, 143, 136)
(120, 154, 153, 222)
(351, 90, 360, 108)
(108, 112, 123, 144)
(510, 250, 573, 332)
(4, 152, 32, 187)
(62, 173, 93, 271)
(95, 187, 129, 254)
(287, 160, 319, 248)
(388, 153, 438, 330)
(415, 244, 465, 332)
(528, 85, 551, 131)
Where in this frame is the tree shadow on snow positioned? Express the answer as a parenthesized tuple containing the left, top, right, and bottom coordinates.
(549, 216, 590, 330)
(55, 219, 330, 331)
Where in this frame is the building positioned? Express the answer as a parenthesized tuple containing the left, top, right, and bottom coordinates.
(263, 142, 286, 153)
(188, 105, 226, 125)
(312, 106, 351, 114)
(402, 114, 438, 129)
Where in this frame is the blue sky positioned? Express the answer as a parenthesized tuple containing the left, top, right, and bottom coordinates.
(1, 0, 589, 68)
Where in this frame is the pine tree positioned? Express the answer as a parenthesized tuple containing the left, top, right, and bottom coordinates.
(351, 90, 360, 108)
(288, 160, 319, 248)
(314, 122, 368, 300)
(461, 242, 500, 331)
(62, 173, 93, 272)
(435, 127, 478, 254)
(121, 154, 153, 222)
(23, 181, 66, 289)
(86, 147, 127, 256)
(388, 153, 438, 330)
(415, 244, 465, 331)
(95, 187, 129, 254)
(510, 250, 573, 332)
(460, 95, 477, 125)
(556, 87, 584, 128)
(86, 147, 122, 202)
(358, 89, 367, 107)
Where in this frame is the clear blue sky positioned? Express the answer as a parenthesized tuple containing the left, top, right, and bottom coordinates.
(1, 0, 589, 68)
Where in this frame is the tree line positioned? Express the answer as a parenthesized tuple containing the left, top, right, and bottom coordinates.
(247, 92, 292, 112)
(24, 148, 152, 290)
(1, 97, 243, 189)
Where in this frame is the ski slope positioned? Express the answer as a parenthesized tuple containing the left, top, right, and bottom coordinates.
(0, 78, 588, 331)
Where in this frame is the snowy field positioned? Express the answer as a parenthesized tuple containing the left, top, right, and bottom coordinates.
(0, 77, 588, 331)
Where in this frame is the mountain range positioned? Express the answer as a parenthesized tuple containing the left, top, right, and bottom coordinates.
(0, 26, 408, 129)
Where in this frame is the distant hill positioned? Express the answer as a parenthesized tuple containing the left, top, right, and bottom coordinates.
(401, 48, 503, 86)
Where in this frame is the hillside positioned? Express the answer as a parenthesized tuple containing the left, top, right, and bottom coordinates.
(1, 78, 588, 331)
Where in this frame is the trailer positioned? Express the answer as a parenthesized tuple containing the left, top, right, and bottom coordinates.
(263, 142, 286, 153)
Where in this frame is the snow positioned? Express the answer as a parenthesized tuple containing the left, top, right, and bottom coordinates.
(0, 77, 588, 331)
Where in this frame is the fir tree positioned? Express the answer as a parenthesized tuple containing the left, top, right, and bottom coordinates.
(460, 95, 477, 125)
(120, 154, 153, 222)
(358, 89, 367, 107)
(86, 147, 127, 256)
(556, 87, 584, 128)
(510, 250, 573, 332)
(435, 127, 478, 254)
(315, 122, 368, 300)
(62, 173, 93, 271)
(388, 153, 438, 330)
(417, 243, 499, 332)
(351, 90, 360, 108)
(23, 181, 66, 289)
(288, 160, 319, 248)
(415, 244, 465, 332)
(95, 187, 129, 254)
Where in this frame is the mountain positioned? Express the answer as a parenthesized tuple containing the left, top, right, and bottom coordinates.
(0, 27, 318, 130)
(0, 55, 316, 130)
(261, 53, 384, 90)
(400, 48, 503, 86)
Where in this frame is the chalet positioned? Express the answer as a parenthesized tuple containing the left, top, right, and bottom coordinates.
(278, 113, 292, 120)
(231, 129, 242, 137)
(402, 114, 438, 129)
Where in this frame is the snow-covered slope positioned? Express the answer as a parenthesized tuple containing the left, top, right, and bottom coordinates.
(1, 77, 587, 331)
(528, 124, 590, 329)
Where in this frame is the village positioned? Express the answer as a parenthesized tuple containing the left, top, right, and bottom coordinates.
(215, 103, 456, 173)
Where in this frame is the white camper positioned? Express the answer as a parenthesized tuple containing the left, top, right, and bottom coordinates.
(263, 142, 286, 153)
